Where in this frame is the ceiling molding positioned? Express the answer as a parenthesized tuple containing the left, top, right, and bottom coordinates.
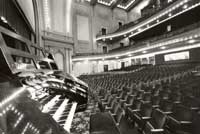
(111, 0, 123, 9)
(126, 0, 141, 12)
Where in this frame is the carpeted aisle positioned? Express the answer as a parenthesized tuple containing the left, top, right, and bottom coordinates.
(70, 98, 99, 134)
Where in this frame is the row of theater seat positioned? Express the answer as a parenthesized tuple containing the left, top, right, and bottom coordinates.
(80, 63, 200, 134)
(80, 64, 197, 95)
(97, 79, 200, 133)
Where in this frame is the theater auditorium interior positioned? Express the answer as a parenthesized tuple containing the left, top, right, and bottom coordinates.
(1, 0, 200, 134)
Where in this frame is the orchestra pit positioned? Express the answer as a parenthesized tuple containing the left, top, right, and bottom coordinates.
(1, 0, 200, 134)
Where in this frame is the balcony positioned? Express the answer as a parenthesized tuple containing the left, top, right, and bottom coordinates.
(96, 0, 200, 42)
(110, 21, 200, 53)
(73, 20, 200, 61)
(114, 0, 179, 34)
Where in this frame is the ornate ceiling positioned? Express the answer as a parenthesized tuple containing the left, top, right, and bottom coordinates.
(88, 0, 142, 11)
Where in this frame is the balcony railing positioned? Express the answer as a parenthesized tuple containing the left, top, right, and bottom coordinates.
(109, 21, 200, 53)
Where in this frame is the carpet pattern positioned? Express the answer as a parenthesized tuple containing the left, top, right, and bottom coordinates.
(70, 99, 99, 134)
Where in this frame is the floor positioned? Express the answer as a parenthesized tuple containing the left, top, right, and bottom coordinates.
(70, 98, 99, 134)
(70, 95, 139, 134)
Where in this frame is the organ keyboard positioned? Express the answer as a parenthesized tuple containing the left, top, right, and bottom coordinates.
(39, 95, 78, 132)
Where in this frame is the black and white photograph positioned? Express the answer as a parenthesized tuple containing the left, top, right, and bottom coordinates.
(0, 0, 200, 134)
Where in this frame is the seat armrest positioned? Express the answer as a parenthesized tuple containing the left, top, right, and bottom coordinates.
(191, 107, 199, 110)
(152, 105, 159, 108)
(111, 113, 116, 117)
(101, 98, 107, 101)
(116, 96, 121, 99)
(141, 100, 150, 103)
(151, 129, 164, 132)
(124, 103, 132, 107)
(142, 116, 151, 120)
(132, 109, 140, 112)
(180, 121, 192, 124)
(120, 100, 126, 102)
(102, 102, 109, 105)
(174, 101, 181, 104)
(105, 106, 112, 110)
(169, 116, 180, 124)
(130, 94, 136, 97)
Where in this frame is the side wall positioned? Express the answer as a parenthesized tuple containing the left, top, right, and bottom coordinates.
(155, 47, 200, 65)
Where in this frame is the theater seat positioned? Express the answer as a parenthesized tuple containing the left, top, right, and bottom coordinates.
(90, 112, 120, 134)
(191, 113, 200, 134)
(105, 98, 117, 111)
(159, 100, 173, 114)
(144, 109, 167, 134)
(136, 90, 144, 100)
(113, 107, 124, 126)
(133, 103, 153, 130)
(151, 96, 160, 108)
(126, 99, 142, 122)
(99, 95, 113, 111)
(109, 102, 120, 117)
(169, 92, 182, 104)
(166, 105, 193, 134)
(151, 88, 160, 96)
(123, 95, 135, 109)
(127, 88, 137, 96)
(183, 96, 200, 111)
(141, 92, 151, 103)
(159, 91, 169, 100)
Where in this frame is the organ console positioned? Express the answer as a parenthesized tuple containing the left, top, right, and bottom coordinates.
(0, 26, 88, 133)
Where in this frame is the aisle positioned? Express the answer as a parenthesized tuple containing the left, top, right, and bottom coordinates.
(70, 98, 99, 134)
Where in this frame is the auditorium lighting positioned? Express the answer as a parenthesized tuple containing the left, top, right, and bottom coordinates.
(183, 4, 188, 9)
(73, 32, 200, 61)
(96, 0, 200, 41)
(161, 46, 166, 49)
(188, 39, 196, 44)
(98, 0, 116, 6)
(143, 51, 147, 53)
(117, 0, 136, 9)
